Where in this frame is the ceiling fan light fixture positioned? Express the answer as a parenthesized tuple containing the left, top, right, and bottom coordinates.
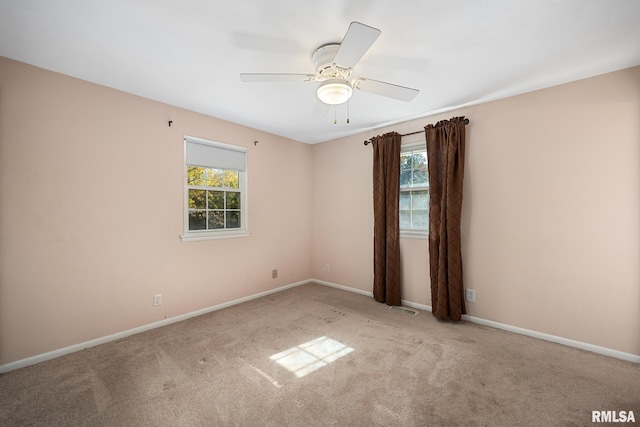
(317, 79, 353, 105)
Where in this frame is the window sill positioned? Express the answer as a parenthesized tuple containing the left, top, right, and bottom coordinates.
(180, 230, 251, 242)
(400, 230, 428, 240)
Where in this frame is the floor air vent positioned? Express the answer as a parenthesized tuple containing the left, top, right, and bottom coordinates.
(389, 306, 419, 316)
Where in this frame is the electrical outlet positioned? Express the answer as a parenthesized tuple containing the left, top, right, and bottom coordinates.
(153, 294, 162, 306)
(465, 289, 476, 303)
(325, 264, 330, 272)
(272, 269, 278, 279)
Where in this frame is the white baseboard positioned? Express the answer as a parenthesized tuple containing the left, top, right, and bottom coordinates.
(312, 278, 434, 312)
(310, 279, 640, 364)
(461, 314, 640, 364)
(2, 278, 638, 373)
(0, 279, 310, 374)
(401, 300, 432, 312)
(311, 279, 374, 297)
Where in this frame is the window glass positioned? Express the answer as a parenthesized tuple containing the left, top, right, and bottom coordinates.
(400, 146, 429, 234)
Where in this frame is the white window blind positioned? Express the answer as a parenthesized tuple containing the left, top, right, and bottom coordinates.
(185, 137, 246, 171)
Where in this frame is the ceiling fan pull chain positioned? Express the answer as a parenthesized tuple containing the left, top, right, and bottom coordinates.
(334, 106, 337, 124)
(347, 100, 350, 124)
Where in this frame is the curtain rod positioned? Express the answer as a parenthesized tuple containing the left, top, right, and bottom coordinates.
(363, 118, 469, 145)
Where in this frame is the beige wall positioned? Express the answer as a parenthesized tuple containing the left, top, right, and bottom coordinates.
(312, 66, 640, 356)
(0, 57, 313, 365)
(1, 56, 638, 366)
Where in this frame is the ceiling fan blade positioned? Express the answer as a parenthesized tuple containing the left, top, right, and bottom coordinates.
(355, 78, 420, 102)
(240, 73, 315, 83)
(333, 22, 381, 69)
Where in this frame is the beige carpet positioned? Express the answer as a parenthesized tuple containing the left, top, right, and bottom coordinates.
(1, 283, 638, 426)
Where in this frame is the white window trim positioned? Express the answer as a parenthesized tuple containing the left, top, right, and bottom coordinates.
(180, 136, 251, 242)
(400, 229, 429, 239)
(400, 139, 429, 240)
(180, 229, 251, 242)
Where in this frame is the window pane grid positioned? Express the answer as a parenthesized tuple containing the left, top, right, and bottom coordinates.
(187, 165, 242, 231)
(187, 166, 239, 190)
(400, 149, 427, 189)
(400, 147, 429, 231)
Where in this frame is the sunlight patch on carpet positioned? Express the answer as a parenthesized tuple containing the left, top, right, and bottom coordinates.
(270, 336, 354, 378)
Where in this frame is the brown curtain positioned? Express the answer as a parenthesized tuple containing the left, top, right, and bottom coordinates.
(425, 117, 466, 321)
(372, 132, 402, 306)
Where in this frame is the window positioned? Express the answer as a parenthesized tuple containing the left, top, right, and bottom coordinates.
(181, 136, 249, 241)
(400, 143, 428, 237)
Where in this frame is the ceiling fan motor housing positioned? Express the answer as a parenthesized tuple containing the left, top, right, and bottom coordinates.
(313, 44, 351, 80)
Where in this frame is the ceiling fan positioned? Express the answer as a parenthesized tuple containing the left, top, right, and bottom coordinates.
(240, 22, 420, 114)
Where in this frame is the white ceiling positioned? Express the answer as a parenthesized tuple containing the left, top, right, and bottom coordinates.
(1, 0, 639, 144)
